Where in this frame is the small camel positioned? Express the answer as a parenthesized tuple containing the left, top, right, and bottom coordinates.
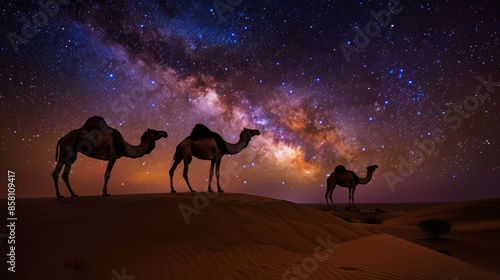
(325, 165, 379, 208)
(52, 116, 168, 198)
(169, 124, 260, 193)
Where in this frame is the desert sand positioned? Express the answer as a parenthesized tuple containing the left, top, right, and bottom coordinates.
(308, 199, 500, 277)
(2, 193, 498, 280)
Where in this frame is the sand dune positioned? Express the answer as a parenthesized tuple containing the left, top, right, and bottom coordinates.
(4, 194, 498, 279)
(358, 199, 500, 276)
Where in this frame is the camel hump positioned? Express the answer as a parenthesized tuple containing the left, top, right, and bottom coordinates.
(188, 124, 214, 139)
(81, 116, 108, 130)
(334, 165, 347, 173)
(188, 124, 227, 154)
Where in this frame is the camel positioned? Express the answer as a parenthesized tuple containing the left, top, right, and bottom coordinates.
(325, 165, 379, 208)
(169, 124, 260, 193)
(52, 116, 168, 198)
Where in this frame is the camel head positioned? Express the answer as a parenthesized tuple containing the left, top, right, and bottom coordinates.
(142, 129, 168, 141)
(366, 165, 379, 173)
(139, 129, 168, 154)
(242, 128, 261, 139)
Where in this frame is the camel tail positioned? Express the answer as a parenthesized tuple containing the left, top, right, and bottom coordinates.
(173, 143, 182, 161)
(55, 138, 61, 161)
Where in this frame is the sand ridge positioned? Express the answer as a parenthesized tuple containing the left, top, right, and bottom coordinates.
(3, 193, 498, 279)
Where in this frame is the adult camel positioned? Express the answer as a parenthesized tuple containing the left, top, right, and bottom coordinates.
(52, 116, 168, 198)
(325, 165, 379, 207)
(169, 124, 260, 193)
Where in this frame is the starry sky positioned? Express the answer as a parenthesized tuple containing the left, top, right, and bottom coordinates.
(1, 0, 499, 203)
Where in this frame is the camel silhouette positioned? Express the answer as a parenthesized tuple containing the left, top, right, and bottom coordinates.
(325, 165, 379, 208)
(169, 124, 260, 193)
(52, 116, 168, 198)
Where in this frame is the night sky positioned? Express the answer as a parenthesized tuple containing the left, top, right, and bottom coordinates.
(1, 0, 499, 202)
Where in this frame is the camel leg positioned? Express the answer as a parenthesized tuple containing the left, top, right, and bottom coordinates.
(352, 186, 357, 208)
(207, 160, 216, 192)
(348, 187, 356, 208)
(169, 157, 182, 193)
(324, 186, 330, 207)
(215, 158, 224, 193)
(61, 164, 79, 197)
(102, 158, 116, 196)
(347, 188, 351, 208)
(326, 177, 336, 207)
(52, 163, 64, 198)
(328, 185, 336, 207)
(182, 161, 196, 192)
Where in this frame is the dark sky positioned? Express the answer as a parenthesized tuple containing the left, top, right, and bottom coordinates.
(1, 0, 499, 202)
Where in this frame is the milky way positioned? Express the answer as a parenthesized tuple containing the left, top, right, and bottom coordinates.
(1, 0, 499, 202)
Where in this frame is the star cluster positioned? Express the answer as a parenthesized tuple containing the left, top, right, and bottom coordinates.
(1, 0, 499, 202)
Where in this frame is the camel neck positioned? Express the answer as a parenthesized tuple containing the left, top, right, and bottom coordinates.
(225, 135, 250, 155)
(124, 138, 154, 158)
(358, 170, 374, 184)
